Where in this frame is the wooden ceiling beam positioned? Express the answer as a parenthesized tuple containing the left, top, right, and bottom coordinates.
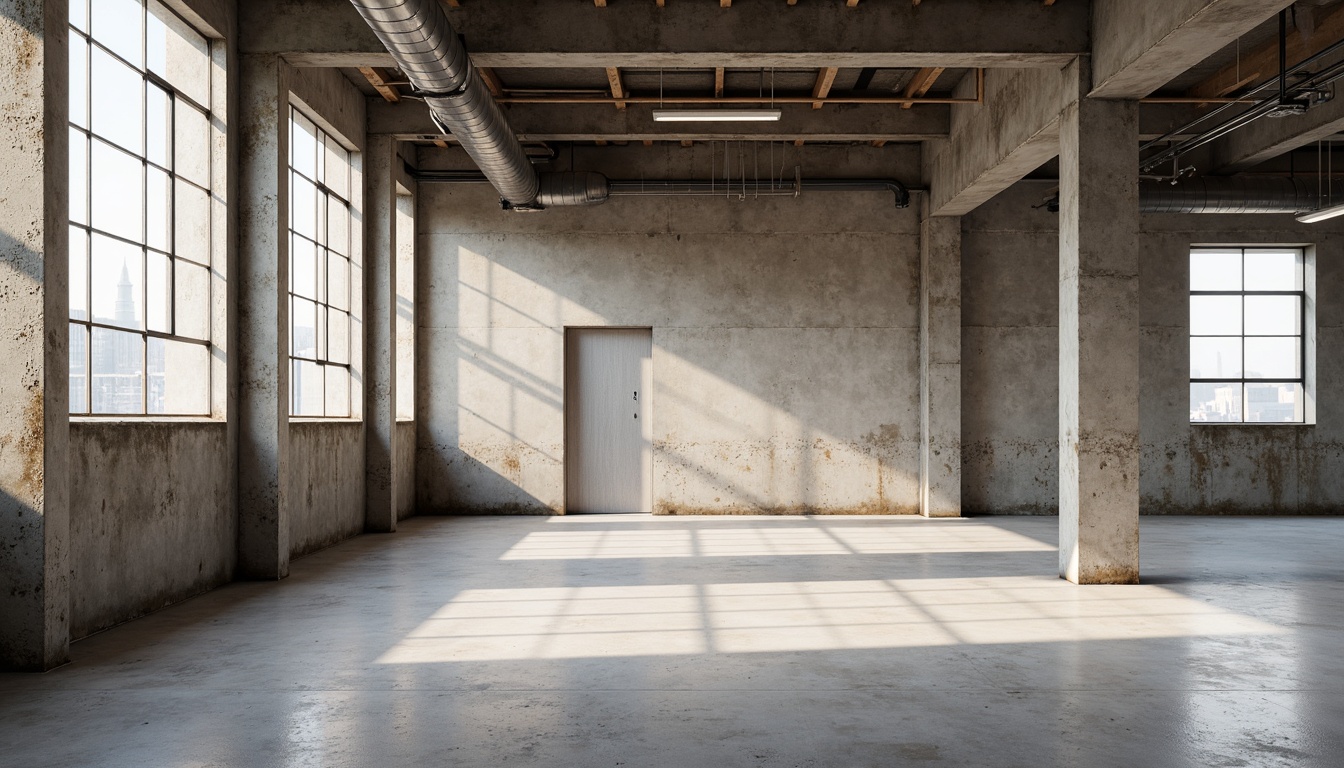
(811, 66, 839, 109)
(358, 66, 401, 103)
(901, 66, 944, 109)
(605, 66, 627, 110)
(476, 66, 505, 98)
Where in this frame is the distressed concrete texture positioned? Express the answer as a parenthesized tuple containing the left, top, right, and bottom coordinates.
(417, 176, 921, 514)
(395, 421, 416, 521)
(963, 180, 1344, 515)
(69, 422, 235, 639)
(289, 422, 366, 557)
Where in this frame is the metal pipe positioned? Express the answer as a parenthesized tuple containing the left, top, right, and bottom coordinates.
(414, 169, 911, 208)
(347, 0, 540, 206)
(494, 94, 979, 105)
(1140, 36, 1344, 171)
(1139, 176, 1319, 214)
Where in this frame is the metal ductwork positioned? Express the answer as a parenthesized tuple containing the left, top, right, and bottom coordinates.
(418, 168, 913, 209)
(535, 172, 611, 207)
(1139, 177, 1320, 214)
(348, 0, 540, 206)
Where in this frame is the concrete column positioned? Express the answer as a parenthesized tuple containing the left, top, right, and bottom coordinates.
(237, 54, 290, 578)
(0, 0, 70, 671)
(920, 210, 962, 518)
(364, 134, 397, 533)
(1058, 87, 1141, 584)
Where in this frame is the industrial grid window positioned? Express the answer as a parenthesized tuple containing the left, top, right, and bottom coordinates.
(68, 0, 214, 416)
(288, 108, 355, 417)
(1189, 247, 1306, 423)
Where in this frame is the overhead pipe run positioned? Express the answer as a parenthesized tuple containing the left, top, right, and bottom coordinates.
(1138, 177, 1320, 214)
(1036, 177, 1322, 215)
(347, 0, 540, 206)
(349, 1, 914, 212)
(417, 169, 912, 209)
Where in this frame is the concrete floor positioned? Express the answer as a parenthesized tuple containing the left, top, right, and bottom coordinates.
(2, 515, 1343, 767)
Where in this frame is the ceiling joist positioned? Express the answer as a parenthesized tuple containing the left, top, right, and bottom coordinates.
(811, 67, 839, 109)
(606, 67, 627, 110)
(476, 66, 505, 98)
(358, 66, 400, 103)
(901, 67, 944, 109)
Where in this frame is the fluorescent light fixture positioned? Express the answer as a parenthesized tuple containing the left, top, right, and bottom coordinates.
(652, 109, 783, 122)
(1296, 202, 1344, 223)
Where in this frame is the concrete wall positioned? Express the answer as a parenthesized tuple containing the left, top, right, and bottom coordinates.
(69, 422, 234, 639)
(289, 421, 366, 557)
(416, 146, 923, 514)
(396, 420, 415, 521)
(963, 180, 1344, 514)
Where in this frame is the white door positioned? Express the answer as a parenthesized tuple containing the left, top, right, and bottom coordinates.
(565, 328, 652, 513)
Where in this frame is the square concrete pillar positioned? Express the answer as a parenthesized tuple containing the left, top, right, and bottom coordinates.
(1058, 92, 1141, 584)
(0, 0, 71, 670)
(237, 54, 290, 579)
(920, 210, 962, 518)
(364, 134, 397, 533)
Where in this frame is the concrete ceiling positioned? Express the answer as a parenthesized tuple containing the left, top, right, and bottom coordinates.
(265, 0, 1344, 171)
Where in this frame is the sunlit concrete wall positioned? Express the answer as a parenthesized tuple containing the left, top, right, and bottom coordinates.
(963, 179, 1344, 514)
(417, 146, 923, 514)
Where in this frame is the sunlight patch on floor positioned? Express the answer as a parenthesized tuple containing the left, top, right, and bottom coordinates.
(499, 525, 1053, 560)
(376, 577, 1281, 663)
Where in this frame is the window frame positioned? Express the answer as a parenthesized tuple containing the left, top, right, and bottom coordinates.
(68, 0, 215, 417)
(1189, 246, 1309, 425)
(287, 105, 356, 418)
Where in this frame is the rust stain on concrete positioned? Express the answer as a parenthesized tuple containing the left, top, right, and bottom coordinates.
(17, 387, 44, 500)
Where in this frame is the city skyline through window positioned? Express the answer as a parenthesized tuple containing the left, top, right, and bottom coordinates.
(1189, 247, 1307, 424)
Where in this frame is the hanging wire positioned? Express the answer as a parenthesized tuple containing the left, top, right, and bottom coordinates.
(753, 140, 759, 198)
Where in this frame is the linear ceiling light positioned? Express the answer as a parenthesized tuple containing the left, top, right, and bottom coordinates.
(1295, 201, 1344, 223)
(652, 109, 783, 122)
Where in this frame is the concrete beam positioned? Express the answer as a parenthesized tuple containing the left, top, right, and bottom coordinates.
(924, 61, 1079, 217)
(1091, 0, 1293, 98)
(368, 98, 951, 143)
(0, 0, 70, 672)
(241, 0, 1088, 69)
(1210, 96, 1344, 173)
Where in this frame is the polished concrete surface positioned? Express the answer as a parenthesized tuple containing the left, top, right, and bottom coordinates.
(3, 515, 1343, 767)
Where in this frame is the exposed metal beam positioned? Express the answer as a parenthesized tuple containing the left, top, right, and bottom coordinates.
(1090, 0, 1294, 98)
(241, 0, 1088, 69)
